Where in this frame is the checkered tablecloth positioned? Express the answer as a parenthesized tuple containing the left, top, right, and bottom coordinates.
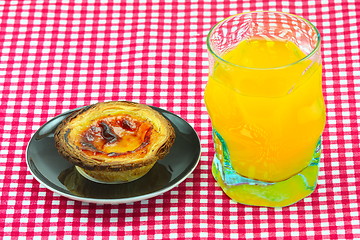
(1, 0, 359, 239)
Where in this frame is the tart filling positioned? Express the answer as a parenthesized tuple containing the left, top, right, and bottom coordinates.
(79, 115, 153, 159)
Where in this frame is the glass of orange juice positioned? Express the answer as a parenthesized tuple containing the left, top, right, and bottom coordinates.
(204, 11, 326, 207)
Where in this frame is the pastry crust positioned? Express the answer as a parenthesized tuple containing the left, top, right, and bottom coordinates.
(54, 101, 175, 182)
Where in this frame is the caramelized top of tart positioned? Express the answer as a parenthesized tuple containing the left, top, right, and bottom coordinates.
(79, 115, 153, 158)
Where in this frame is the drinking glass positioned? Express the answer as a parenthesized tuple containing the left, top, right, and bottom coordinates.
(204, 11, 326, 207)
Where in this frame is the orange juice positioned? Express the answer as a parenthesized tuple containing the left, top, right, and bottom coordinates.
(205, 39, 326, 207)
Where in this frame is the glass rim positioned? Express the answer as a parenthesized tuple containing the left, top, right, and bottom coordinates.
(206, 11, 321, 70)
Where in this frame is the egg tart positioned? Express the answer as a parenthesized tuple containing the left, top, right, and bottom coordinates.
(54, 101, 175, 183)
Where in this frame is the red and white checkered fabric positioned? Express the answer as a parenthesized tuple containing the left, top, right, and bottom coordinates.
(1, 0, 359, 239)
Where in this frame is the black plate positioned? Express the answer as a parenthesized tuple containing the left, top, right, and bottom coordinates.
(26, 105, 201, 204)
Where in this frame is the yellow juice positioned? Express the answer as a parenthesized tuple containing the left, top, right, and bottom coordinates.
(205, 39, 326, 207)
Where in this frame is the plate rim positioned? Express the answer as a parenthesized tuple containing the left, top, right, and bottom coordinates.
(26, 104, 201, 204)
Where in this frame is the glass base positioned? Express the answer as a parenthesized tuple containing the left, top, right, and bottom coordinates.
(212, 136, 321, 207)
